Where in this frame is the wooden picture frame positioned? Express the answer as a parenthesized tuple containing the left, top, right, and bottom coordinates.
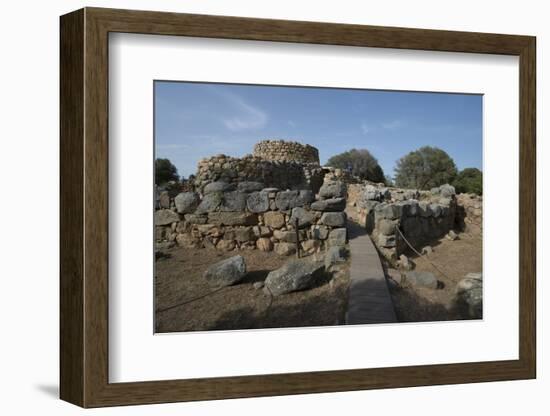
(60, 7, 536, 408)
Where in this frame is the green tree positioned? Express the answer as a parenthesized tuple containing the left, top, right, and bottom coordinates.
(394, 146, 457, 190)
(155, 158, 179, 185)
(327, 148, 385, 183)
(453, 167, 482, 195)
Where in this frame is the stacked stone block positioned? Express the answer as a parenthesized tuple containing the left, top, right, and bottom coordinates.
(356, 183, 458, 261)
(253, 139, 320, 164)
(155, 180, 347, 256)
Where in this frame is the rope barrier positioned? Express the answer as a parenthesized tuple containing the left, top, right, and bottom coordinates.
(156, 285, 226, 314)
(394, 226, 455, 283)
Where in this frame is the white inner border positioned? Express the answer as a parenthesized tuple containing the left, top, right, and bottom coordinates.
(109, 33, 519, 382)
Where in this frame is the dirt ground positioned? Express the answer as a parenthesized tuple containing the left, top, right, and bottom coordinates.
(155, 247, 350, 333)
(385, 226, 482, 322)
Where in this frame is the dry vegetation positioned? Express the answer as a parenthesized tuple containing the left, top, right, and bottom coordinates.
(385, 226, 482, 322)
(155, 247, 350, 333)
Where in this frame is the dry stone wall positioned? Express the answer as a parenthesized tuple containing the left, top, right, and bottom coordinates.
(194, 154, 324, 194)
(253, 139, 320, 164)
(155, 180, 348, 256)
(355, 183, 458, 261)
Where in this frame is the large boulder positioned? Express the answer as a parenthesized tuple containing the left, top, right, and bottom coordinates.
(203, 255, 247, 287)
(319, 212, 346, 227)
(154, 209, 180, 226)
(208, 212, 258, 226)
(328, 228, 347, 247)
(247, 191, 270, 213)
(263, 211, 285, 229)
(174, 192, 200, 214)
(183, 214, 208, 224)
(319, 181, 346, 199)
(237, 181, 265, 193)
(274, 242, 296, 256)
(219, 191, 247, 212)
(195, 192, 223, 214)
(454, 272, 482, 318)
(275, 190, 298, 211)
(203, 181, 236, 195)
(289, 207, 315, 228)
(264, 258, 325, 296)
(405, 271, 438, 289)
(159, 191, 170, 209)
(439, 184, 456, 198)
(324, 246, 347, 270)
(310, 197, 346, 212)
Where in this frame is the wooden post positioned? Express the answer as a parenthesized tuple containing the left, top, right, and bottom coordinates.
(295, 217, 300, 259)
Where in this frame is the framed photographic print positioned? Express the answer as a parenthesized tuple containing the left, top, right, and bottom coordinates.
(60, 7, 536, 408)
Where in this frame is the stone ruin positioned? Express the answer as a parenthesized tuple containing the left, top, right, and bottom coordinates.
(155, 140, 347, 256)
(351, 181, 482, 263)
(194, 139, 325, 194)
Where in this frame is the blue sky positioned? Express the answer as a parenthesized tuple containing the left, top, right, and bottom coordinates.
(154, 81, 482, 179)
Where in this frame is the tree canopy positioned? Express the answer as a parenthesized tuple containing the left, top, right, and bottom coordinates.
(326, 148, 385, 183)
(155, 158, 179, 185)
(453, 167, 482, 195)
(394, 146, 457, 190)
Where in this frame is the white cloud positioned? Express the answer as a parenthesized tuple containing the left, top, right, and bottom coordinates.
(381, 119, 404, 130)
(215, 90, 268, 131)
(360, 122, 371, 135)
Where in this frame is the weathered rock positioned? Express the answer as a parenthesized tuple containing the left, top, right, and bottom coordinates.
(374, 203, 402, 221)
(264, 258, 324, 296)
(297, 190, 314, 206)
(319, 212, 346, 227)
(273, 229, 305, 243)
(364, 185, 382, 201)
(301, 239, 321, 254)
(219, 191, 247, 212)
(377, 234, 396, 248)
(174, 192, 200, 214)
(328, 228, 347, 247)
(155, 241, 175, 250)
(196, 192, 223, 214)
(275, 190, 299, 211)
(263, 211, 285, 229)
(256, 237, 273, 252)
(430, 203, 442, 218)
(159, 191, 170, 209)
(154, 209, 180, 226)
(237, 181, 265, 193)
(324, 246, 347, 270)
(247, 191, 270, 213)
(446, 230, 459, 240)
(378, 219, 396, 236)
(405, 271, 438, 289)
(319, 181, 346, 199)
(253, 281, 265, 290)
(203, 181, 236, 195)
(274, 242, 296, 256)
(312, 225, 329, 240)
(421, 246, 433, 255)
(439, 184, 456, 198)
(208, 212, 258, 226)
(310, 197, 346, 212)
(398, 254, 415, 271)
(203, 255, 247, 287)
(216, 239, 236, 251)
(234, 227, 255, 242)
(454, 273, 482, 318)
(290, 207, 315, 228)
(183, 214, 208, 224)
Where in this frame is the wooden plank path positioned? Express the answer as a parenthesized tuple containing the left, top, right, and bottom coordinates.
(346, 221, 397, 325)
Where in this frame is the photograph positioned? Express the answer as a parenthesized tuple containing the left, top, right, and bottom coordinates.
(153, 81, 483, 333)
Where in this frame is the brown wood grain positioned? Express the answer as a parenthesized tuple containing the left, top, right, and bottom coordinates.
(60, 7, 537, 408)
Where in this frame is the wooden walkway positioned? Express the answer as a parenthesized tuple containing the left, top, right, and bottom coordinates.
(346, 221, 397, 325)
